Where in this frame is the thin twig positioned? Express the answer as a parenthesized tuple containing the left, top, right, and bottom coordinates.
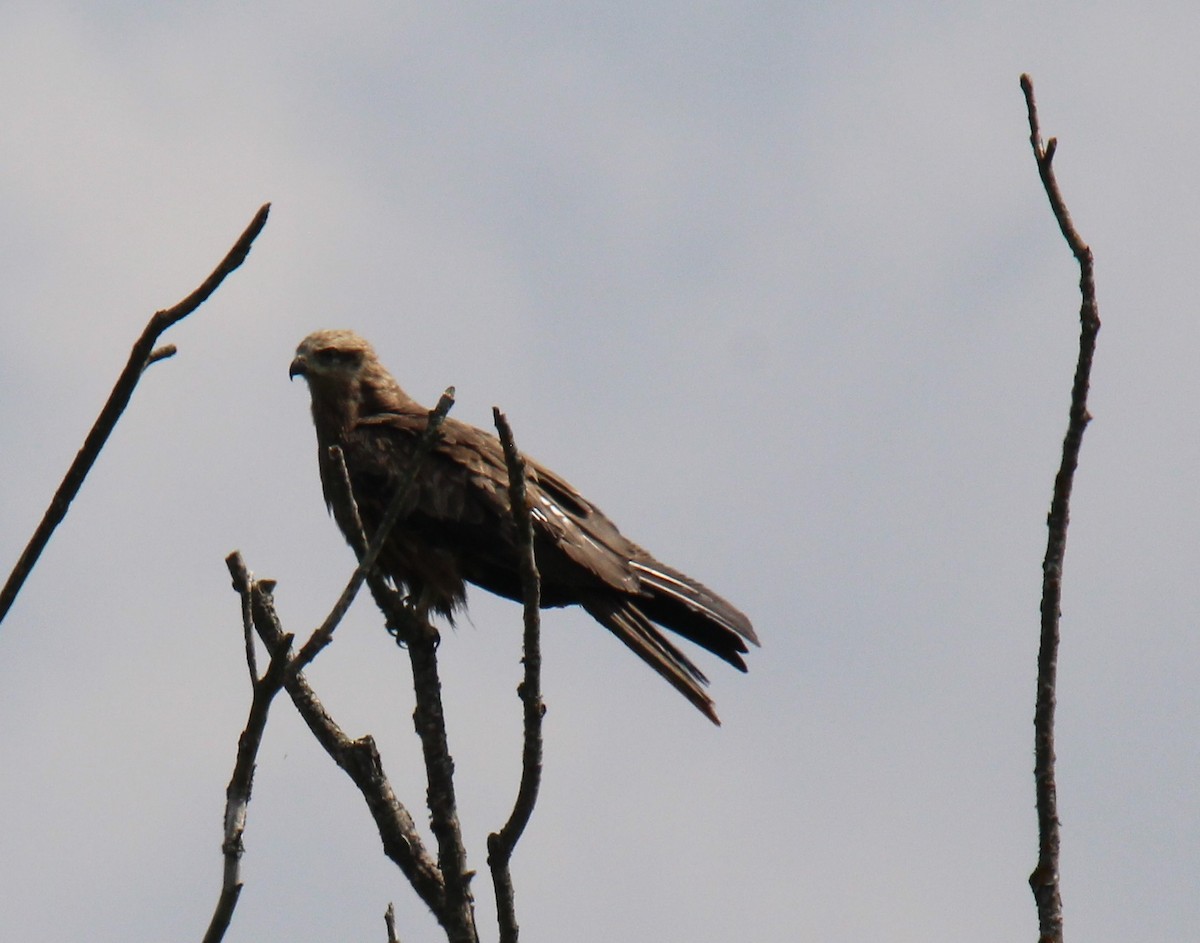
(223, 552, 446, 920)
(237, 568, 259, 683)
(486, 408, 545, 943)
(0, 203, 271, 628)
(384, 903, 400, 943)
(1020, 73, 1101, 943)
(288, 389, 456, 677)
(331, 445, 369, 557)
(203, 558, 294, 943)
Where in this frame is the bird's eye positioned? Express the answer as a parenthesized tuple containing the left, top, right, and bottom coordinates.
(315, 347, 356, 366)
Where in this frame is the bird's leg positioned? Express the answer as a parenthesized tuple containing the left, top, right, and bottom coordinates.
(409, 587, 444, 649)
(380, 586, 441, 649)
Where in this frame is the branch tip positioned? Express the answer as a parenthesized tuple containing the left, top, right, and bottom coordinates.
(146, 344, 178, 367)
(0, 204, 270, 628)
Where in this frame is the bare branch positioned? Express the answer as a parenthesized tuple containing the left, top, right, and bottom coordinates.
(203, 557, 294, 943)
(1020, 73, 1101, 943)
(236, 565, 259, 683)
(330, 445, 369, 557)
(407, 631, 478, 943)
(222, 552, 446, 920)
(486, 408, 545, 943)
(339, 563, 478, 942)
(0, 203, 271, 628)
(384, 903, 400, 943)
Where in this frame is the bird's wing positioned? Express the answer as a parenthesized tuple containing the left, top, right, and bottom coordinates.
(523, 457, 757, 655)
(520, 460, 643, 593)
(352, 411, 644, 592)
(353, 410, 755, 637)
(346, 410, 752, 723)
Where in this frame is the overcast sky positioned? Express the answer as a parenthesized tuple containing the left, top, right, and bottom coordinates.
(2, 3, 1198, 942)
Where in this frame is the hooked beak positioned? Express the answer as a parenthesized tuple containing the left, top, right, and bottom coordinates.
(289, 355, 307, 380)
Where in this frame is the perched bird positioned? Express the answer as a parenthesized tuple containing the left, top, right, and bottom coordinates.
(290, 329, 757, 723)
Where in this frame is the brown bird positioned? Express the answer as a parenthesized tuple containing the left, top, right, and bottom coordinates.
(290, 329, 757, 723)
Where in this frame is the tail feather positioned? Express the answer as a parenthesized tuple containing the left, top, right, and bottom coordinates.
(582, 598, 721, 724)
(630, 559, 759, 670)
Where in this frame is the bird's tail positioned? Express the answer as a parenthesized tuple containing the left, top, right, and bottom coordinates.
(631, 559, 758, 661)
(583, 556, 758, 724)
(581, 597, 722, 724)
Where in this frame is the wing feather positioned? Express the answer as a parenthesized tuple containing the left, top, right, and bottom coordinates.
(341, 406, 754, 722)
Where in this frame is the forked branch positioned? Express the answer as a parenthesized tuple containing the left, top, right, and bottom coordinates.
(203, 559, 294, 943)
(217, 552, 445, 940)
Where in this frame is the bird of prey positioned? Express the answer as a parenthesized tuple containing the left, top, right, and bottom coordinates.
(290, 329, 757, 723)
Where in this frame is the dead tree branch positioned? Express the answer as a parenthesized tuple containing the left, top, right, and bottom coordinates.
(487, 408, 545, 943)
(221, 552, 446, 928)
(1020, 73, 1101, 943)
(406, 625, 478, 943)
(0, 202, 271, 628)
(203, 558, 294, 943)
(384, 903, 401, 943)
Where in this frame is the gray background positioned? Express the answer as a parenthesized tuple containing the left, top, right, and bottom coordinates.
(1, 4, 1196, 941)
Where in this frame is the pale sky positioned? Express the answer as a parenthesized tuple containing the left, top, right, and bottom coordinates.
(2, 4, 1198, 942)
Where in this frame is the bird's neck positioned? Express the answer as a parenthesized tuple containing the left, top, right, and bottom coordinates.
(310, 371, 417, 442)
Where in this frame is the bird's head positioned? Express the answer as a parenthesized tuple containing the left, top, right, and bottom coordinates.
(291, 329, 412, 434)
(289, 329, 376, 385)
